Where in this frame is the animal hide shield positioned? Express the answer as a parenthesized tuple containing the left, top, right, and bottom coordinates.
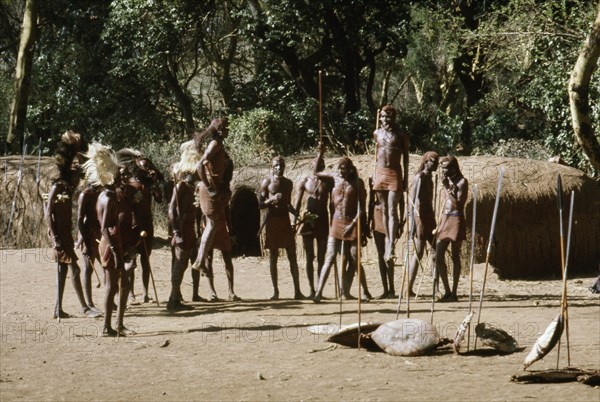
(371, 319, 439, 356)
(523, 313, 564, 369)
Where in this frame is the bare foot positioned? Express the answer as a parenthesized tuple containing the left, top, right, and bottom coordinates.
(118, 326, 137, 336)
(438, 293, 457, 303)
(294, 292, 306, 300)
(166, 298, 194, 312)
(102, 327, 118, 337)
(81, 307, 102, 318)
(228, 294, 241, 302)
(52, 310, 71, 319)
(192, 294, 206, 302)
(270, 292, 279, 301)
(377, 291, 389, 300)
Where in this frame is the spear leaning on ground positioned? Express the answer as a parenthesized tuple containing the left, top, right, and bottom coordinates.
(555, 175, 571, 367)
(466, 184, 478, 351)
(523, 190, 574, 370)
(356, 169, 363, 349)
(414, 172, 438, 300)
(396, 176, 420, 319)
(140, 230, 160, 307)
(474, 167, 504, 350)
(31, 137, 42, 242)
(429, 186, 447, 324)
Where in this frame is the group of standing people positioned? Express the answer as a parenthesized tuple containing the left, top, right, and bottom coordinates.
(259, 105, 469, 304)
(45, 105, 470, 336)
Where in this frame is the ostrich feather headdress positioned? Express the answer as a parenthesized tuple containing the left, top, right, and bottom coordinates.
(54, 130, 86, 169)
(173, 140, 200, 179)
(82, 142, 119, 187)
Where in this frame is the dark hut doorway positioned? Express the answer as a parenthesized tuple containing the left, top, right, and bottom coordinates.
(230, 186, 261, 257)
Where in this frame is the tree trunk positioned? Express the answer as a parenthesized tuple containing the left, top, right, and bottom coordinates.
(164, 61, 195, 134)
(6, 0, 38, 154)
(569, 3, 600, 173)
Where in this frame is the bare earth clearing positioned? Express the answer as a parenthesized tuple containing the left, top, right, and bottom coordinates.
(1, 246, 599, 401)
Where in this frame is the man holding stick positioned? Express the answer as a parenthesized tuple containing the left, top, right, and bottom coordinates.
(313, 155, 371, 303)
(292, 150, 333, 298)
(46, 131, 100, 319)
(435, 156, 468, 302)
(372, 105, 409, 263)
(406, 151, 439, 297)
(259, 156, 304, 300)
(117, 149, 164, 304)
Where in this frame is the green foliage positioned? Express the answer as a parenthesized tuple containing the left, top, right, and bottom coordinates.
(227, 109, 280, 167)
(486, 138, 550, 160)
(1, 0, 597, 177)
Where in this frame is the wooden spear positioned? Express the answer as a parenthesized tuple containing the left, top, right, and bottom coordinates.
(430, 186, 446, 324)
(319, 70, 323, 146)
(555, 177, 572, 367)
(396, 177, 420, 319)
(32, 137, 42, 241)
(356, 172, 363, 349)
(474, 167, 504, 350)
(466, 184, 478, 351)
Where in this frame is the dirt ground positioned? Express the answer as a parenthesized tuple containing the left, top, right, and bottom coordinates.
(1, 244, 599, 401)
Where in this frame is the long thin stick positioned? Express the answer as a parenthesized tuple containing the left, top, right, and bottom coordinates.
(140, 231, 160, 307)
(91, 260, 102, 288)
(467, 184, 478, 352)
(356, 174, 363, 349)
(556, 188, 575, 369)
(430, 186, 446, 324)
(398, 177, 420, 319)
(32, 137, 42, 241)
(474, 167, 504, 350)
(559, 189, 574, 367)
(556, 174, 564, 368)
(319, 70, 323, 145)
(56, 261, 61, 323)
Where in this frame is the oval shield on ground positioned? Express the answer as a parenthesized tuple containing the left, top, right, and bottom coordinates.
(371, 318, 439, 356)
(324, 322, 383, 350)
(475, 322, 519, 353)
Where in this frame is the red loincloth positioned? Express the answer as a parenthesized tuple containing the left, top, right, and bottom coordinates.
(329, 216, 357, 241)
(373, 166, 403, 192)
(264, 215, 295, 249)
(437, 214, 466, 242)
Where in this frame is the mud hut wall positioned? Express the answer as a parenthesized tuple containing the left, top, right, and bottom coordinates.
(1, 156, 58, 249)
(459, 158, 599, 279)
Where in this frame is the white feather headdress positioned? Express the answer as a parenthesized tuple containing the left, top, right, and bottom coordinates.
(82, 142, 119, 187)
(173, 140, 200, 179)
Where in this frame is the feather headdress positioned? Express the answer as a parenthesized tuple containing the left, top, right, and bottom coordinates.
(116, 148, 143, 168)
(173, 140, 200, 180)
(82, 142, 119, 187)
(54, 130, 86, 170)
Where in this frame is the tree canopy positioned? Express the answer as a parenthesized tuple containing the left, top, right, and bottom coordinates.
(1, 0, 598, 175)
